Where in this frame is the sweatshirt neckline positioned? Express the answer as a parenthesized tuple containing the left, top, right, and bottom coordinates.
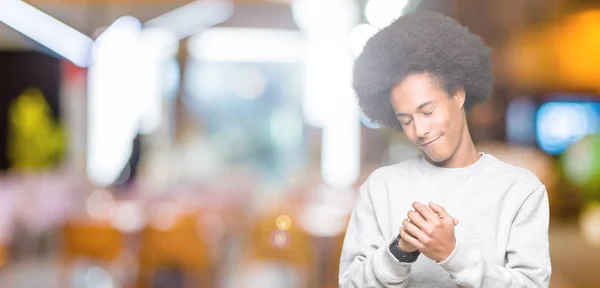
(416, 152, 492, 178)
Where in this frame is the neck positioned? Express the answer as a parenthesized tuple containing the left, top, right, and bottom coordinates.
(425, 124, 480, 168)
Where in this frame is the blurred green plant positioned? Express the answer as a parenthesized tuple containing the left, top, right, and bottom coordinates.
(560, 133, 600, 201)
(7, 88, 66, 171)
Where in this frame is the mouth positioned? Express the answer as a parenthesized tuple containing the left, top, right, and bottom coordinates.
(420, 135, 442, 147)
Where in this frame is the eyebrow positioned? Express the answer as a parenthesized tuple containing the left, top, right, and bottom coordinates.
(395, 100, 436, 117)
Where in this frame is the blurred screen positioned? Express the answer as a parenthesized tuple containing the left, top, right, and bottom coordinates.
(536, 96, 600, 155)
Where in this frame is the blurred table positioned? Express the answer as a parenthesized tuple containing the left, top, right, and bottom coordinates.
(550, 221, 600, 288)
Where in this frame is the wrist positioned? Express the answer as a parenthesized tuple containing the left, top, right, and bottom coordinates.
(437, 239, 459, 264)
(389, 234, 420, 263)
(438, 239, 456, 262)
(398, 239, 417, 253)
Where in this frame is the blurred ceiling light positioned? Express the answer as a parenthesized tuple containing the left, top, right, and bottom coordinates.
(145, 0, 233, 40)
(291, 0, 361, 188)
(292, 0, 358, 32)
(137, 27, 179, 61)
(87, 16, 142, 187)
(0, 0, 93, 67)
(93, 16, 142, 57)
(322, 98, 361, 189)
(291, 0, 359, 129)
(365, 0, 410, 29)
(348, 23, 379, 57)
(133, 28, 178, 135)
(188, 28, 305, 63)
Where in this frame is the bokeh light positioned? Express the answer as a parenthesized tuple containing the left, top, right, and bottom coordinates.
(85, 189, 115, 221)
(580, 201, 600, 248)
(230, 67, 268, 100)
(270, 230, 290, 249)
(561, 134, 600, 195)
(536, 101, 600, 155)
(275, 215, 292, 231)
(365, 0, 410, 29)
(110, 201, 144, 233)
(84, 266, 114, 288)
(148, 202, 181, 231)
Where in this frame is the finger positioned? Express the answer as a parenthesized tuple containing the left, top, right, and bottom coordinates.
(429, 202, 449, 217)
(412, 202, 440, 223)
(402, 218, 428, 242)
(407, 210, 429, 230)
(400, 227, 423, 250)
(429, 202, 455, 224)
(454, 218, 459, 225)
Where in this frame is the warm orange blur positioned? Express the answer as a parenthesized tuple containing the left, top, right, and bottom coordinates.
(0, 0, 599, 287)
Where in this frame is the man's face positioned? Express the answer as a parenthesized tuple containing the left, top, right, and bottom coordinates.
(390, 73, 466, 163)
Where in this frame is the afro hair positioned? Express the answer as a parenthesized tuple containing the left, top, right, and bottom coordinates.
(353, 11, 493, 131)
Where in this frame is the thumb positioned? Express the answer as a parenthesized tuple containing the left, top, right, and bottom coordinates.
(454, 218, 459, 226)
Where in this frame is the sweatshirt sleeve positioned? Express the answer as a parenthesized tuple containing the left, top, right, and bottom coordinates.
(339, 174, 413, 287)
(438, 185, 551, 287)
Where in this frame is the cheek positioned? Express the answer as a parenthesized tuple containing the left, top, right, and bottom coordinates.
(403, 126, 418, 143)
(432, 113, 450, 132)
(440, 111, 463, 144)
(430, 113, 455, 148)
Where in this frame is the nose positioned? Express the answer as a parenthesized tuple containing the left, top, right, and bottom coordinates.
(413, 117, 430, 139)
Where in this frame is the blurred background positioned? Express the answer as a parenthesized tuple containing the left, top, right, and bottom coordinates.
(0, 0, 599, 287)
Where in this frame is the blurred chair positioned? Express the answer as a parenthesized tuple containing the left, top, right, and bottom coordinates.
(0, 243, 7, 268)
(60, 220, 124, 286)
(321, 232, 347, 288)
(137, 212, 214, 288)
(236, 208, 318, 288)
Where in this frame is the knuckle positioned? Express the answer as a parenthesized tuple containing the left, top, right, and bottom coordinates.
(426, 227, 434, 235)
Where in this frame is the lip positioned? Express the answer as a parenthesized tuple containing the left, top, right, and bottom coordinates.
(420, 135, 442, 147)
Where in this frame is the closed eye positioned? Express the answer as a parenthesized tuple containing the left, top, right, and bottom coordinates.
(424, 109, 435, 116)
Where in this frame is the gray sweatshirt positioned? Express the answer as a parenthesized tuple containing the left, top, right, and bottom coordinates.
(339, 153, 551, 287)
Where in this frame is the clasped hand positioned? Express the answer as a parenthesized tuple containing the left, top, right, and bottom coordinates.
(398, 202, 458, 262)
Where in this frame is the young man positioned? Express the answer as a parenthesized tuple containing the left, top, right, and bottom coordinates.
(339, 12, 551, 287)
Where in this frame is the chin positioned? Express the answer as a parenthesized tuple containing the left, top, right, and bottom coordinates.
(423, 151, 451, 164)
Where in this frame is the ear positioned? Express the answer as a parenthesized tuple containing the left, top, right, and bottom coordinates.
(453, 88, 466, 109)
